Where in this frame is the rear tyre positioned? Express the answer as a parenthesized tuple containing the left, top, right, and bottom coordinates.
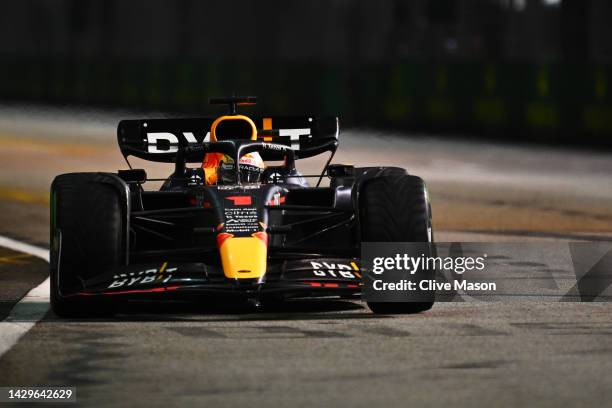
(360, 174, 435, 314)
(50, 173, 124, 318)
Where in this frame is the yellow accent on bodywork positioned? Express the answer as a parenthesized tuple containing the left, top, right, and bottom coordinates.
(263, 117, 272, 130)
(210, 115, 257, 142)
(219, 237, 267, 279)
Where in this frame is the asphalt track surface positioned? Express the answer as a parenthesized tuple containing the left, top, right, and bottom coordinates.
(1, 105, 612, 407)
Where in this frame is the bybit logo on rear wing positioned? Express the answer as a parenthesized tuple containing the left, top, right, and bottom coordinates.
(146, 128, 311, 153)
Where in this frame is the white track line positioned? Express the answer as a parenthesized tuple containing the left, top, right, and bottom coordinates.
(0, 235, 50, 358)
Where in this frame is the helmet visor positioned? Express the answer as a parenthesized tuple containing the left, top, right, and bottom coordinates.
(239, 163, 262, 184)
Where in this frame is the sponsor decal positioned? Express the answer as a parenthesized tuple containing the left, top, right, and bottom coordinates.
(107, 262, 176, 289)
(310, 261, 360, 279)
(217, 184, 261, 190)
(226, 196, 252, 206)
(239, 155, 260, 166)
(223, 207, 259, 234)
(279, 128, 311, 149)
(145, 132, 208, 153)
(145, 128, 312, 153)
(262, 143, 286, 151)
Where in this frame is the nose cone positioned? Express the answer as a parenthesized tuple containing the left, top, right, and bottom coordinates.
(218, 236, 267, 280)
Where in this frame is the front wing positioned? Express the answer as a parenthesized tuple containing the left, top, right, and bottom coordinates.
(65, 258, 362, 300)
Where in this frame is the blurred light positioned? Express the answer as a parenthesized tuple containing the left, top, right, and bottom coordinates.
(513, 0, 526, 11)
(542, 0, 561, 6)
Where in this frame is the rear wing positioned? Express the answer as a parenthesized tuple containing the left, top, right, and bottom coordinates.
(117, 116, 339, 163)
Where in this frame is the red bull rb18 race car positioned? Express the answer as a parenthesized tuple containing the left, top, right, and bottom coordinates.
(50, 96, 434, 316)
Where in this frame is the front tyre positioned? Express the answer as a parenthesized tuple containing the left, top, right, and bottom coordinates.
(50, 173, 124, 318)
(360, 175, 435, 314)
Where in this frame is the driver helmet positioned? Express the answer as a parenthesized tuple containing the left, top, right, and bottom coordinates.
(202, 152, 264, 185)
(236, 152, 265, 183)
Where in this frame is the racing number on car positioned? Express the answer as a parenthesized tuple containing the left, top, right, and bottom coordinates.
(310, 261, 357, 279)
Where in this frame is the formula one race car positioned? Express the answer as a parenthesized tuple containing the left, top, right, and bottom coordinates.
(50, 96, 434, 317)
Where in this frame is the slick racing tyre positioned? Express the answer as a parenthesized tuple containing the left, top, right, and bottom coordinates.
(50, 173, 124, 317)
(360, 174, 435, 314)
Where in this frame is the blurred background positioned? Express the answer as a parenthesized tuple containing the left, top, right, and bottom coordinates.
(0, 0, 611, 244)
(2, 3, 612, 404)
(1, 0, 611, 145)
